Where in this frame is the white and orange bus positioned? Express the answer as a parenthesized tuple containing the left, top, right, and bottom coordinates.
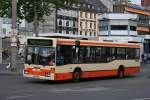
(23, 37, 140, 81)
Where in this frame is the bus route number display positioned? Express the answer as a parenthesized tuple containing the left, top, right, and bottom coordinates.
(27, 39, 53, 46)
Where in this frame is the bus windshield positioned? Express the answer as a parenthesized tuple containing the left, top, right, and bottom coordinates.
(26, 46, 55, 66)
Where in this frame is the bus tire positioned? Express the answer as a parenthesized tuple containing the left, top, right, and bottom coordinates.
(117, 66, 124, 78)
(72, 68, 82, 82)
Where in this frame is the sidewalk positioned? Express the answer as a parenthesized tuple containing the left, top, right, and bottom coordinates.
(0, 63, 24, 75)
(141, 63, 150, 68)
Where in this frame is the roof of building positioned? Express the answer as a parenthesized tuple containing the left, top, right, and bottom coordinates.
(77, 0, 108, 13)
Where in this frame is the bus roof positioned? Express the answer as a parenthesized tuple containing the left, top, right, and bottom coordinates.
(26, 37, 140, 48)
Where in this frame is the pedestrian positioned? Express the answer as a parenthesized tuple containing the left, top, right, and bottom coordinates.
(147, 53, 150, 63)
(142, 54, 144, 64)
(143, 53, 147, 64)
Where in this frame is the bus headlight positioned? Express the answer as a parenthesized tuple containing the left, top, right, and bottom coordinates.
(45, 72, 51, 77)
(24, 70, 29, 74)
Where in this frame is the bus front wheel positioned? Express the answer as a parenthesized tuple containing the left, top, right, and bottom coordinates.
(72, 69, 82, 82)
(117, 67, 124, 78)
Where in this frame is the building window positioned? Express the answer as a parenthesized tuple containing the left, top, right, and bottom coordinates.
(59, 30, 62, 33)
(73, 21, 76, 27)
(66, 21, 69, 27)
(85, 12, 88, 18)
(90, 32, 92, 36)
(94, 23, 96, 29)
(59, 20, 62, 26)
(90, 23, 92, 28)
(83, 4, 86, 7)
(94, 32, 96, 36)
(94, 13, 96, 19)
(111, 25, 128, 30)
(85, 31, 87, 36)
(73, 31, 76, 35)
(85, 22, 87, 28)
(130, 26, 136, 31)
(92, 6, 94, 9)
(88, 5, 90, 8)
(78, 3, 80, 7)
(80, 31, 82, 35)
(80, 12, 83, 18)
(80, 22, 82, 29)
(66, 30, 69, 34)
(3, 28, 6, 34)
(90, 13, 92, 19)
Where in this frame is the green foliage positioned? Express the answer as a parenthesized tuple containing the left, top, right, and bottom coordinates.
(0, 0, 77, 23)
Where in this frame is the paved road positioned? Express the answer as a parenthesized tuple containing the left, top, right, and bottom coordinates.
(0, 65, 150, 100)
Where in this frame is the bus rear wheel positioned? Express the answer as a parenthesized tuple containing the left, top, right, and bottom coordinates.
(72, 70, 82, 82)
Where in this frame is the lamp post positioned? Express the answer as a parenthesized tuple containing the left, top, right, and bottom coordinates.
(0, 18, 2, 64)
(10, 0, 17, 70)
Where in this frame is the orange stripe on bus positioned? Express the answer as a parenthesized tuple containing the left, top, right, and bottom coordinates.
(80, 42, 140, 48)
(82, 70, 117, 78)
(124, 67, 140, 74)
(25, 67, 140, 80)
(54, 67, 140, 80)
(55, 73, 72, 80)
(57, 40, 75, 45)
(57, 39, 140, 48)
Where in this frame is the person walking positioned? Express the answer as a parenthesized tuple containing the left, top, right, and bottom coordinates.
(147, 52, 150, 63)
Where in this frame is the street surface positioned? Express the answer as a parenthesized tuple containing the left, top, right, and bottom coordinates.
(0, 65, 150, 100)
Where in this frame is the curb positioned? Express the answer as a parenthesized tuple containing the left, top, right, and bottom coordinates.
(0, 69, 23, 75)
(0, 73, 22, 75)
(0, 72, 22, 75)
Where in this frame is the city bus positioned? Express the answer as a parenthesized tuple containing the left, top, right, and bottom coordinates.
(23, 37, 140, 81)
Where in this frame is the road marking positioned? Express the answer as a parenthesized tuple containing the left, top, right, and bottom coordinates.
(134, 98, 150, 100)
(52, 87, 109, 93)
(6, 95, 35, 99)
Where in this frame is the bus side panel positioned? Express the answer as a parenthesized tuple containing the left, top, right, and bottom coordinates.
(54, 70, 118, 81)
(54, 73, 72, 81)
(54, 66, 140, 81)
(82, 70, 118, 78)
(54, 60, 140, 80)
(124, 66, 140, 75)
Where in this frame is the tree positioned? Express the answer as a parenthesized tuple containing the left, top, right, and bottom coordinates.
(0, 0, 77, 36)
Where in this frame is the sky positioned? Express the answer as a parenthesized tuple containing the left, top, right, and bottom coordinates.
(131, 0, 141, 5)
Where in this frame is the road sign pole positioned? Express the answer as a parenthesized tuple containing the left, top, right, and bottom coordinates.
(11, 0, 17, 70)
(0, 18, 3, 64)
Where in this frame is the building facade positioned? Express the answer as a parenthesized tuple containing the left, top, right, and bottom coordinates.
(24, 0, 107, 38)
(77, 0, 107, 37)
(56, 9, 78, 35)
(98, 13, 144, 55)
(39, 10, 56, 33)
(125, 4, 150, 53)
(110, 1, 150, 53)
(98, 13, 138, 37)
(141, 0, 150, 7)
